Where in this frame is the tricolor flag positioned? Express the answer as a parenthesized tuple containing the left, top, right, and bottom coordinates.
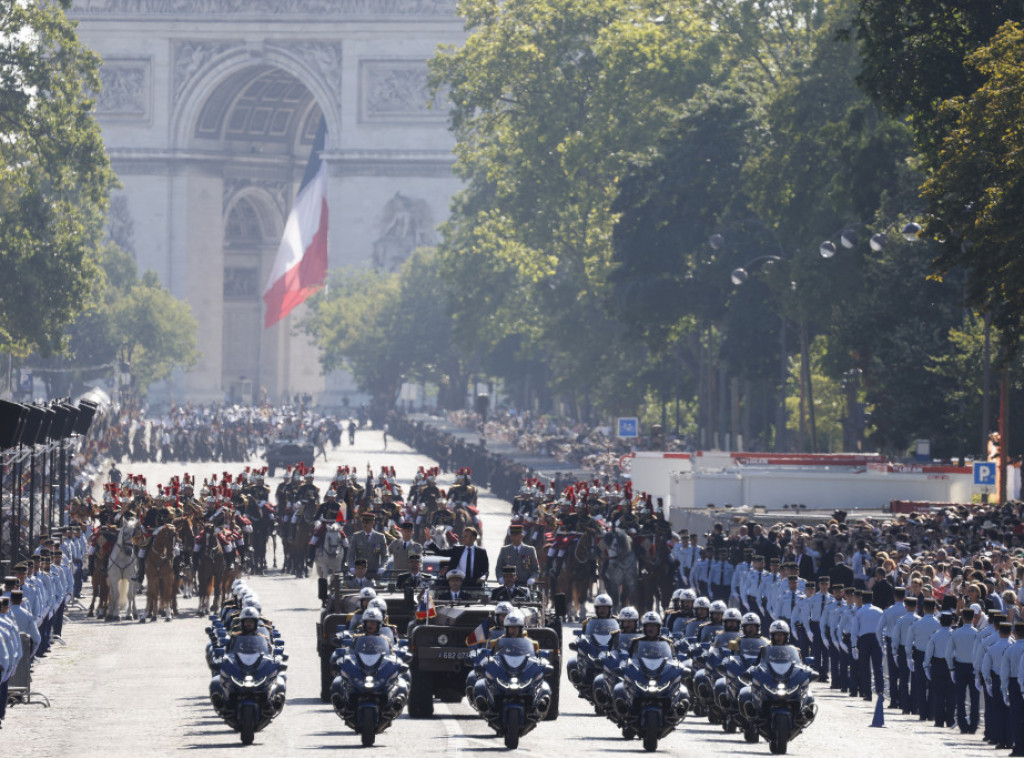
(262, 117, 329, 328)
(465, 618, 493, 646)
(416, 587, 436, 620)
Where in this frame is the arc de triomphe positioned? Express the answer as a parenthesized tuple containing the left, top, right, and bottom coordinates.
(71, 0, 465, 405)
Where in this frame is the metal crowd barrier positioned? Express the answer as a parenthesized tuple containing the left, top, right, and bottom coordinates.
(7, 633, 49, 708)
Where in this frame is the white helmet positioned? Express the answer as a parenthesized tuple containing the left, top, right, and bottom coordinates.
(368, 597, 388, 613)
(494, 601, 514, 616)
(504, 611, 526, 628)
(741, 612, 761, 627)
(671, 588, 685, 601)
(362, 607, 384, 625)
(723, 608, 742, 623)
(242, 595, 261, 611)
(619, 606, 640, 622)
(694, 597, 711, 610)
(359, 587, 377, 600)
(769, 620, 791, 636)
(709, 600, 728, 614)
(641, 611, 663, 627)
(239, 606, 260, 621)
(680, 589, 697, 601)
(594, 593, 613, 608)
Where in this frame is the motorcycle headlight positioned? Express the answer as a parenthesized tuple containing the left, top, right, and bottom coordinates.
(364, 676, 376, 690)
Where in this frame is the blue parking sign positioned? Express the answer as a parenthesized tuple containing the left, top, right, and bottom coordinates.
(974, 461, 996, 486)
(617, 417, 639, 438)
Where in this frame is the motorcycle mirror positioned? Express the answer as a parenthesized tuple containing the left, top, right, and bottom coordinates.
(572, 629, 583, 637)
(568, 642, 577, 651)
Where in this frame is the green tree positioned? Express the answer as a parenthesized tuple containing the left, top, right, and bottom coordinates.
(921, 21, 1024, 352)
(0, 0, 117, 356)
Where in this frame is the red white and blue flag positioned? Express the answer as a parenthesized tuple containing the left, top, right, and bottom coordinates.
(465, 618, 493, 646)
(416, 587, 436, 620)
(263, 117, 329, 328)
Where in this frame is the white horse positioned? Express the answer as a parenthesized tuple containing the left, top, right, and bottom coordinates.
(106, 518, 140, 621)
(425, 525, 454, 554)
(313, 521, 347, 579)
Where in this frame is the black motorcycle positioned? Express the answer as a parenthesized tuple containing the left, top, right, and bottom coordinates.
(209, 635, 287, 745)
(612, 640, 689, 751)
(471, 637, 553, 749)
(737, 645, 816, 755)
(330, 635, 410, 746)
(715, 636, 767, 735)
(568, 618, 619, 705)
(693, 631, 740, 723)
(592, 632, 641, 720)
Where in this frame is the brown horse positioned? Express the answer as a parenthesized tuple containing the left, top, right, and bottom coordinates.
(143, 525, 177, 622)
(86, 529, 115, 618)
(555, 531, 597, 622)
(286, 498, 317, 577)
(197, 528, 228, 614)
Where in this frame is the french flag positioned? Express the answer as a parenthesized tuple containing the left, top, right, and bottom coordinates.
(263, 117, 329, 328)
(416, 587, 437, 620)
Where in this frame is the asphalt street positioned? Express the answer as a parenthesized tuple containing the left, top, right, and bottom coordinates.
(0, 427, 999, 756)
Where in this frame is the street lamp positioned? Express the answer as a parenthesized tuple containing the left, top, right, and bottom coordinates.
(818, 228, 858, 259)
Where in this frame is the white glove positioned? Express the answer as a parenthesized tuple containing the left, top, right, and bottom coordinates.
(975, 676, 983, 691)
(925, 668, 931, 681)
(527, 577, 535, 586)
(852, 648, 860, 661)
(986, 682, 993, 698)
(807, 630, 815, 643)
(908, 659, 915, 672)
(1005, 692, 1011, 707)
(950, 671, 957, 684)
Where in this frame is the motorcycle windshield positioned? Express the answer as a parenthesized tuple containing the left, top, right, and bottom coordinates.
(617, 633, 641, 652)
(633, 640, 671, 673)
(495, 637, 534, 671)
(587, 618, 620, 647)
(737, 637, 767, 656)
(763, 645, 799, 678)
(352, 635, 390, 668)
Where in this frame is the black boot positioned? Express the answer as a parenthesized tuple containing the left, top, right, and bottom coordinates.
(318, 577, 329, 605)
(133, 554, 147, 584)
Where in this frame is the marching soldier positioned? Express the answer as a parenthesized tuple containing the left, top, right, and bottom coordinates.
(924, 610, 956, 728)
(946, 606, 979, 733)
(495, 524, 539, 586)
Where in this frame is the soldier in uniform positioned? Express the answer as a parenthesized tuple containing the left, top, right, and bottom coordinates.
(345, 559, 375, 590)
(491, 565, 531, 602)
(448, 467, 478, 507)
(495, 524, 539, 586)
(387, 522, 422, 573)
(348, 512, 388, 577)
(394, 551, 429, 591)
(134, 490, 174, 582)
(437, 569, 476, 601)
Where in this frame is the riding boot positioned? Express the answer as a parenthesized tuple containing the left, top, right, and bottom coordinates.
(318, 577, 329, 605)
(306, 544, 316, 568)
(88, 554, 95, 575)
(133, 553, 147, 584)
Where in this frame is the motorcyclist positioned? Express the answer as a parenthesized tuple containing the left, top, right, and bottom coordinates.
(581, 593, 615, 634)
(665, 588, 695, 632)
(490, 610, 540, 653)
(490, 601, 514, 640)
(364, 597, 399, 642)
(698, 600, 727, 643)
(348, 587, 377, 631)
(618, 606, 640, 635)
(357, 607, 394, 650)
(738, 613, 768, 645)
(628, 611, 675, 656)
(684, 597, 711, 638)
(763, 619, 797, 659)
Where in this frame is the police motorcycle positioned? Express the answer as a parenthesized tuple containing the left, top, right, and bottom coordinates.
(611, 612, 690, 752)
(678, 597, 714, 715)
(206, 585, 280, 672)
(592, 607, 641, 720)
(737, 621, 817, 755)
(470, 612, 554, 749)
(693, 607, 742, 724)
(568, 618, 620, 706)
(714, 613, 768, 734)
(329, 608, 411, 746)
(208, 606, 288, 745)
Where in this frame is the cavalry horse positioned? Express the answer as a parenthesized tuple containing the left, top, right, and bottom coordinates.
(637, 532, 676, 613)
(599, 527, 640, 611)
(106, 518, 141, 621)
(286, 498, 318, 577)
(555, 530, 597, 622)
(173, 515, 200, 603)
(142, 524, 176, 622)
(313, 521, 347, 599)
(87, 527, 115, 618)
(196, 527, 228, 615)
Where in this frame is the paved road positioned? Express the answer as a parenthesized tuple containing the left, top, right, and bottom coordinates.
(1, 429, 996, 756)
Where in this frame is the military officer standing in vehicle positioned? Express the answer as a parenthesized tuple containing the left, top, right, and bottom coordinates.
(495, 523, 539, 586)
(490, 565, 530, 602)
(387, 521, 421, 573)
(348, 512, 388, 578)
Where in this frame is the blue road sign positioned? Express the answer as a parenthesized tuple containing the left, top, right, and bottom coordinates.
(617, 417, 639, 438)
(974, 461, 996, 486)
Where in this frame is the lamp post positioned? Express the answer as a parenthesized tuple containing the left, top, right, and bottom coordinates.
(714, 230, 789, 452)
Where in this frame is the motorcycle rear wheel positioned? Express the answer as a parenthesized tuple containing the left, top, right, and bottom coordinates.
(359, 708, 377, 747)
(504, 708, 522, 750)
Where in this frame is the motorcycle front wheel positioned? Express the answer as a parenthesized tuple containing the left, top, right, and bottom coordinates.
(769, 732, 789, 754)
(239, 707, 257, 746)
(504, 708, 522, 750)
(641, 712, 659, 752)
(359, 708, 377, 747)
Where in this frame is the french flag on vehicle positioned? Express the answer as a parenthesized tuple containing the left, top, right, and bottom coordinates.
(262, 117, 329, 328)
(465, 618, 493, 646)
(416, 587, 436, 620)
